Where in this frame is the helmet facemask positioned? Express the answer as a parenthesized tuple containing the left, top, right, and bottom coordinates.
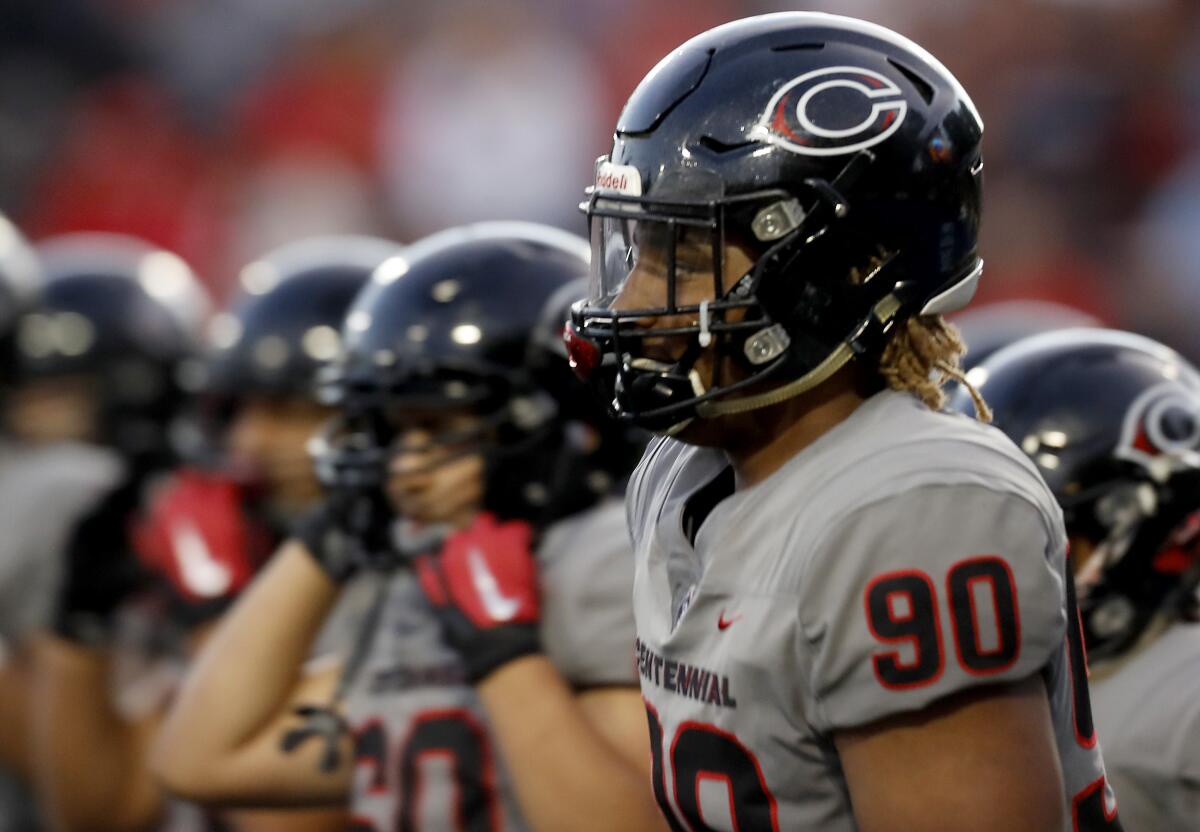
(570, 150, 906, 434)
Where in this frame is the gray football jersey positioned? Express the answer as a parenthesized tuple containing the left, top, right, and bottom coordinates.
(343, 500, 637, 831)
(0, 440, 123, 647)
(628, 390, 1119, 832)
(1090, 622, 1200, 830)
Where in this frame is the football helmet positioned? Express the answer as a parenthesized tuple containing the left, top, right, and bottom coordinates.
(201, 236, 402, 400)
(948, 329, 1200, 660)
(566, 12, 984, 432)
(14, 233, 210, 462)
(316, 222, 643, 534)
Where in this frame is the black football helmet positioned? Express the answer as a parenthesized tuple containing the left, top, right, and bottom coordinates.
(0, 215, 43, 393)
(199, 235, 402, 400)
(316, 222, 644, 535)
(566, 12, 985, 433)
(14, 233, 210, 462)
(951, 300, 1100, 372)
(948, 329, 1200, 660)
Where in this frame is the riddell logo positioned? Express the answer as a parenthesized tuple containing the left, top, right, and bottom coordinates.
(594, 161, 643, 196)
(596, 171, 630, 191)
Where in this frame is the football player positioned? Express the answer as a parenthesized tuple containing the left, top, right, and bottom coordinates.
(134, 235, 402, 629)
(11, 233, 211, 831)
(152, 223, 663, 831)
(25, 234, 392, 832)
(564, 13, 1121, 832)
(949, 328, 1200, 831)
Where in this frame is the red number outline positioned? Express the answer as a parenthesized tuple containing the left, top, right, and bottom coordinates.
(350, 708, 502, 832)
(399, 707, 500, 832)
(353, 718, 390, 797)
(668, 720, 780, 832)
(1072, 775, 1120, 832)
(864, 569, 946, 690)
(946, 556, 1021, 676)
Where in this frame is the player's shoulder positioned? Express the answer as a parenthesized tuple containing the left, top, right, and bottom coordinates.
(539, 498, 639, 688)
(810, 390, 1061, 529)
(1, 440, 124, 495)
(539, 497, 630, 568)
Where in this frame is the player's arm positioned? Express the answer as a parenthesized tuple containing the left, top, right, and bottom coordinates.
(801, 479, 1076, 831)
(221, 806, 349, 832)
(30, 635, 163, 832)
(0, 650, 34, 778)
(477, 661, 663, 831)
(416, 513, 666, 832)
(151, 539, 351, 807)
(835, 676, 1064, 831)
(30, 486, 167, 832)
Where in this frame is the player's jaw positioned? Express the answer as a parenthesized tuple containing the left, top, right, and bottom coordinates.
(226, 396, 329, 517)
(3, 375, 101, 445)
(385, 418, 486, 528)
(610, 239, 779, 446)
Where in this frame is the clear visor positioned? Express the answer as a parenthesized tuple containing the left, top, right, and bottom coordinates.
(585, 161, 733, 315)
(588, 206, 725, 315)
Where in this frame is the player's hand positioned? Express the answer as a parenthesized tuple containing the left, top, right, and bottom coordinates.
(292, 486, 395, 582)
(53, 484, 151, 646)
(132, 469, 276, 626)
(415, 513, 541, 683)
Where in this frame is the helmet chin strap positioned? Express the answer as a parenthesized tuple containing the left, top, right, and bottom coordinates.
(696, 293, 902, 419)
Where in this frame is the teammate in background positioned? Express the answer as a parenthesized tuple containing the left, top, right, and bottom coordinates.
(153, 223, 663, 832)
(25, 234, 396, 832)
(11, 233, 212, 832)
(565, 13, 1120, 831)
(950, 328, 1200, 831)
(134, 235, 401, 630)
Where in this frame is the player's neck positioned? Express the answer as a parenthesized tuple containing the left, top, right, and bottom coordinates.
(723, 367, 870, 489)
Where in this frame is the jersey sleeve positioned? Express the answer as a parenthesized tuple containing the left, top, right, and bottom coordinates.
(538, 499, 638, 688)
(797, 481, 1068, 734)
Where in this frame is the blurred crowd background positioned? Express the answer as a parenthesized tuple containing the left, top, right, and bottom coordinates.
(1, 0, 1197, 353)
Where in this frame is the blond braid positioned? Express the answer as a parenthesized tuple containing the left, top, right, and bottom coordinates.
(878, 315, 992, 422)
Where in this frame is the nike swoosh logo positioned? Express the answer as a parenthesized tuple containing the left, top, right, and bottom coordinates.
(717, 611, 743, 631)
(168, 520, 233, 597)
(467, 547, 521, 621)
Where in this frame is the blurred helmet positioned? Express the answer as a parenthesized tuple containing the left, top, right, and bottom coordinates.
(567, 12, 985, 433)
(317, 222, 644, 531)
(200, 235, 403, 400)
(948, 329, 1200, 660)
(0, 216, 43, 392)
(951, 300, 1100, 372)
(15, 233, 210, 461)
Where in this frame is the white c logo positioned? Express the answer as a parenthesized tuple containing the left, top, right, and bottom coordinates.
(752, 66, 908, 157)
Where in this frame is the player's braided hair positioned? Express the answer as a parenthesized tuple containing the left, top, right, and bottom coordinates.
(845, 251, 990, 420)
(877, 314, 991, 421)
